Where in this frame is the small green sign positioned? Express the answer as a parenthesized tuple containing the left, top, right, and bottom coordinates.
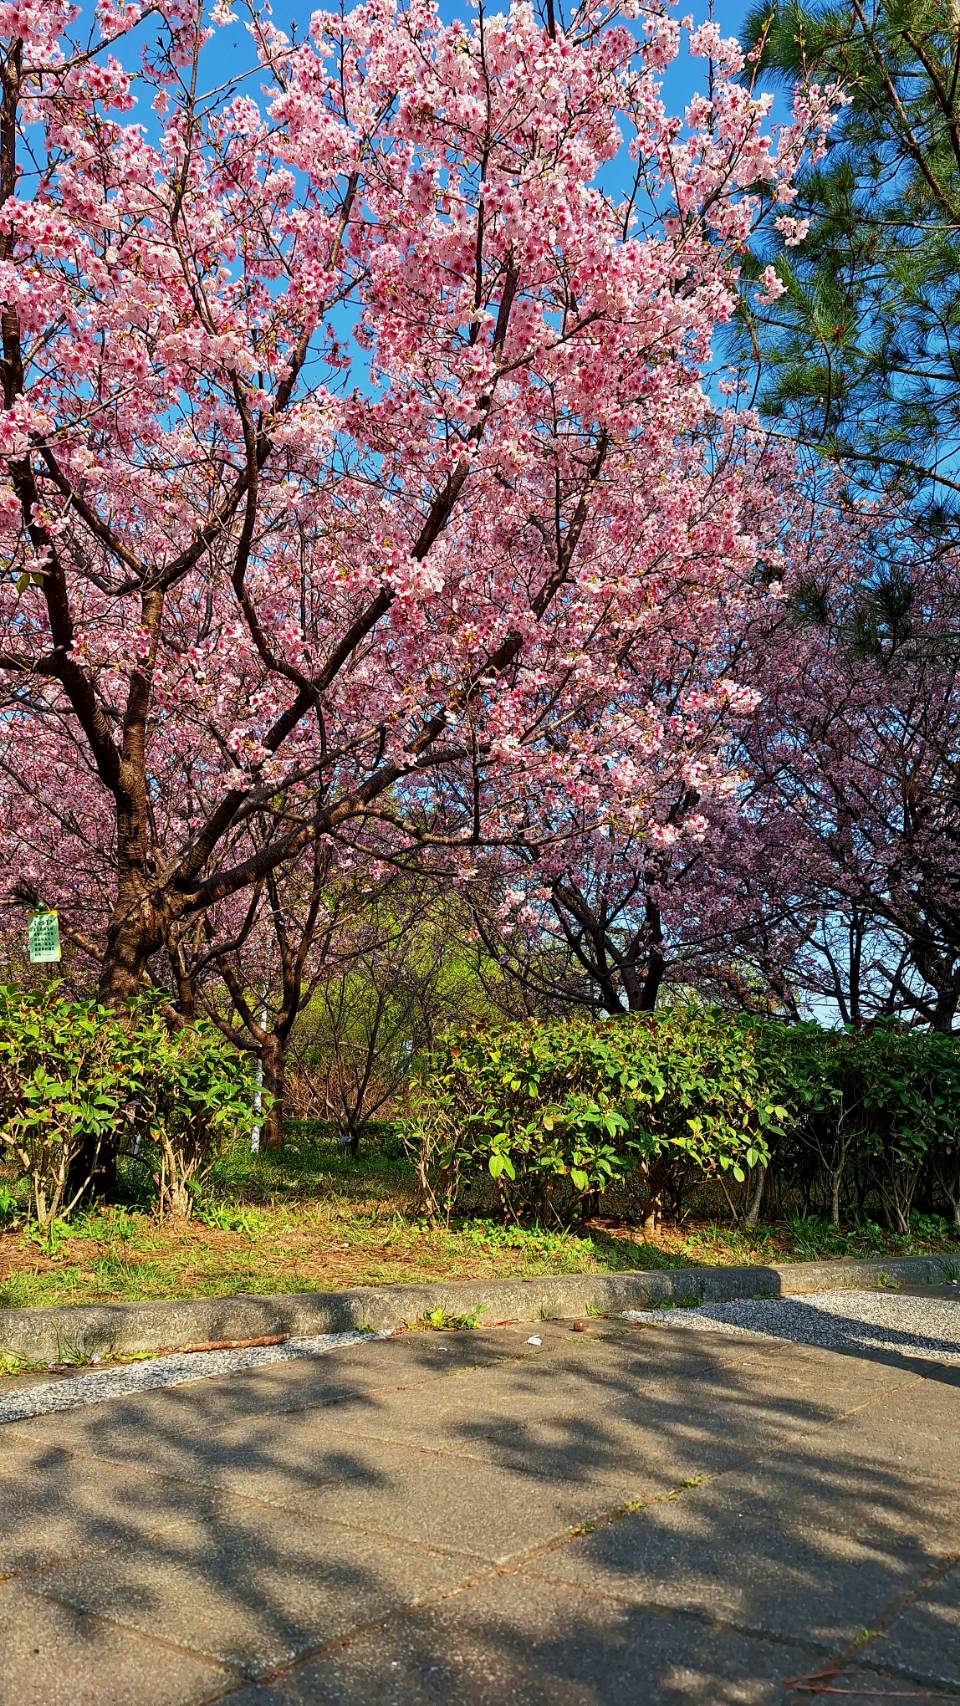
(28, 911, 61, 964)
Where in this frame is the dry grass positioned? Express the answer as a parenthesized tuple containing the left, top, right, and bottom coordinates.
(2, 1125, 957, 1311)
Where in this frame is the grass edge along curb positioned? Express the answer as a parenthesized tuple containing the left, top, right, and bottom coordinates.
(0, 1254, 953, 1365)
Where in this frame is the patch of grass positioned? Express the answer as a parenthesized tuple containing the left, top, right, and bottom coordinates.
(2, 1132, 959, 1312)
(192, 1200, 271, 1236)
(0, 1270, 37, 1309)
(417, 1306, 484, 1331)
(0, 1351, 32, 1377)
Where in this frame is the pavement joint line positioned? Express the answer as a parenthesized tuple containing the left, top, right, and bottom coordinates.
(0, 1346, 928, 1573)
(852, 1668, 960, 1701)
(15, 1577, 251, 1683)
(0, 1457, 495, 1581)
(216, 1559, 513, 1695)
(783, 1552, 960, 1699)
(198, 1347, 931, 1467)
(4, 1339, 950, 1693)
(203, 1357, 932, 1698)
(202, 1504, 841, 1702)
(788, 1674, 960, 1701)
(0, 1422, 510, 1577)
(207, 1438, 960, 1701)
(855, 1664, 960, 1700)
(7, 1338, 955, 1700)
(10, 1391, 838, 1699)
(0, 1424, 804, 1556)
(235, 1543, 838, 1699)
(487, 1564, 842, 1656)
(10, 1393, 940, 1588)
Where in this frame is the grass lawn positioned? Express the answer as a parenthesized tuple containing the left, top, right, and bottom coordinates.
(2, 1125, 959, 1314)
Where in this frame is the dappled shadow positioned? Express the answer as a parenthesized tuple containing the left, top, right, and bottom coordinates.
(0, 1315, 957, 1703)
(679, 1294, 960, 1389)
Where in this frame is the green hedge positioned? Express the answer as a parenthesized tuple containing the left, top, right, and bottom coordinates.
(412, 1011, 960, 1232)
(0, 986, 258, 1226)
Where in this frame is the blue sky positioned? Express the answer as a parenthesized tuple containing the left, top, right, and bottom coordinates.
(198, 0, 756, 102)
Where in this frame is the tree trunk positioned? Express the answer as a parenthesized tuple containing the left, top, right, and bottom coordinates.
(259, 1032, 287, 1152)
(830, 1169, 842, 1229)
(98, 889, 163, 1006)
(70, 893, 163, 1203)
(628, 953, 664, 1013)
(641, 1158, 668, 1234)
(745, 1163, 767, 1228)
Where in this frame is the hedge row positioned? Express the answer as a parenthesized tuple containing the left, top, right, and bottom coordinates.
(411, 1010, 960, 1232)
(0, 986, 257, 1227)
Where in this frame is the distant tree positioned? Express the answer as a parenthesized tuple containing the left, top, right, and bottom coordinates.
(746, 541, 960, 1031)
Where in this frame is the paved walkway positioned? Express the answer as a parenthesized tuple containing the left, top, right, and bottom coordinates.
(0, 1308, 957, 1704)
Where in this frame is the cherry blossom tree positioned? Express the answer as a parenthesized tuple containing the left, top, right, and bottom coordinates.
(0, 0, 835, 1009)
(744, 535, 960, 1032)
(464, 437, 813, 1017)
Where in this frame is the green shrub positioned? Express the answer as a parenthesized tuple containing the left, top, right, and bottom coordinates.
(124, 1004, 260, 1217)
(768, 1024, 960, 1233)
(412, 1010, 960, 1232)
(0, 986, 135, 1228)
(412, 1008, 779, 1226)
(0, 986, 259, 1225)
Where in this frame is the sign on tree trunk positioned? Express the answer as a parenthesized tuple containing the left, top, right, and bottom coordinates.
(28, 911, 61, 964)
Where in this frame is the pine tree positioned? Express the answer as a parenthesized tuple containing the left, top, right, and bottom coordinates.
(741, 0, 960, 527)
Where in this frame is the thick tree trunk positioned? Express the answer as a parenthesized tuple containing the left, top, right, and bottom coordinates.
(98, 894, 162, 1006)
(68, 894, 163, 1204)
(931, 993, 957, 1036)
(627, 953, 664, 1013)
(259, 1032, 287, 1152)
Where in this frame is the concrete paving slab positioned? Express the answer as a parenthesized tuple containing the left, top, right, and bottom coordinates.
(863, 1561, 960, 1688)
(2, 1311, 956, 1704)
(3, 1399, 671, 1536)
(211, 1433, 681, 1560)
(780, 1398, 960, 1489)
(0, 1580, 234, 1704)
(0, 1326, 587, 1451)
(263, 1347, 913, 1475)
(222, 1572, 820, 1705)
(0, 1449, 223, 1578)
(522, 1487, 940, 1648)
(29, 1500, 478, 1677)
(2, 1399, 378, 1492)
(600, 1450, 960, 1559)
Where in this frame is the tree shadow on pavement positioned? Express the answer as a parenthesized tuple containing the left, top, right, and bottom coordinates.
(0, 1319, 956, 1704)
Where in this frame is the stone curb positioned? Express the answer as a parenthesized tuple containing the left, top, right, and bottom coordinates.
(1, 1254, 954, 1363)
